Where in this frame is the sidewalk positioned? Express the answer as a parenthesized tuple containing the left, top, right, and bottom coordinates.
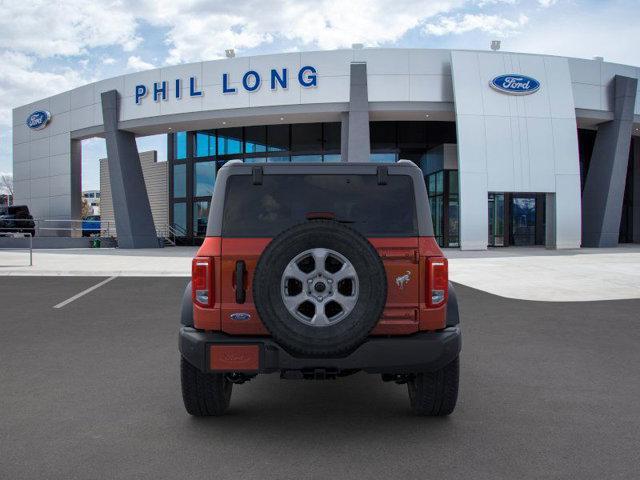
(1, 245, 639, 301)
(446, 245, 640, 301)
(0, 247, 196, 277)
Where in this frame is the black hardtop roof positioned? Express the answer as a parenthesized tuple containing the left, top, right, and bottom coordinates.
(206, 160, 434, 237)
(218, 159, 420, 175)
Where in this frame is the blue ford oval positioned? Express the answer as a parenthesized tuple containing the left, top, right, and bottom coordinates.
(26, 110, 51, 130)
(490, 74, 540, 95)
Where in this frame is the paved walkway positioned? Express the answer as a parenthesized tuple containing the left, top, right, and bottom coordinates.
(446, 245, 640, 301)
(1, 245, 639, 301)
(0, 247, 196, 277)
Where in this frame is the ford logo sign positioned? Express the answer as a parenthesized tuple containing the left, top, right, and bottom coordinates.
(230, 312, 251, 321)
(26, 110, 51, 130)
(490, 74, 540, 95)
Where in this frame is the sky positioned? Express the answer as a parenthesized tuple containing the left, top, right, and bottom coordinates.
(0, 0, 639, 191)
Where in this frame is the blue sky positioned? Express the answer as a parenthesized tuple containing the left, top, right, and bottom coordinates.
(1, 0, 638, 191)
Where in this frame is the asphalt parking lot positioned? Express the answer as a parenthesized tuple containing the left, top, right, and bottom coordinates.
(1, 277, 639, 479)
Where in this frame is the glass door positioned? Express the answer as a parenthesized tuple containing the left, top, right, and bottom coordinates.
(510, 196, 537, 246)
(488, 193, 505, 246)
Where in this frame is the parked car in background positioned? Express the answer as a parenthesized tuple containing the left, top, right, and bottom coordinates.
(82, 215, 101, 237)
(0, 205, 35, 236)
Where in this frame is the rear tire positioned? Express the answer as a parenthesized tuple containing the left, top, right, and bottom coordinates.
(407, 357, 459, 416)
(180, 357, 232, 416)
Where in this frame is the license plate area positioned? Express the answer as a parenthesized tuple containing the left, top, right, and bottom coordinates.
(209, 344, 260, 372)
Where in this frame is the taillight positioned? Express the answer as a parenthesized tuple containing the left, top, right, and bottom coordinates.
(427, 257, 448, 307)
(192, 257, 213, 307)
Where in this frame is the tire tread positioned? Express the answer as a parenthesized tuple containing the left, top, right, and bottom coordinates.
(180, 357, 232, 416)
(408, 357, 459, 416)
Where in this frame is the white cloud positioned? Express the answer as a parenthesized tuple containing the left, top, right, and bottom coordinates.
(424, 13, 529, 36)
(538, 0, 558, 7)
(0, 0, 141, 57)
(0, 51, 89, 172)
(126, 55, 156, 72)
(507, 10, 640, 66)
(102, 57, 116, 65)
(133, 0, 466, 64)
(0, 51, 87, 125)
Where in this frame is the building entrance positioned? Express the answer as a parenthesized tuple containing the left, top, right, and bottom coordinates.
(510, 195, 537, 246)
(489, 193, 546, 247)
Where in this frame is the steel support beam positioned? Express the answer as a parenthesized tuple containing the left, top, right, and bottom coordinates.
(582, 75, 638, 247)
(101, 90, 159, 248)
(344, 63, 370, 162)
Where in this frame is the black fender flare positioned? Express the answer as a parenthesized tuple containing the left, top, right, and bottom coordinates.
(446, 281, 460, 327)
(181, 281, 193, 327)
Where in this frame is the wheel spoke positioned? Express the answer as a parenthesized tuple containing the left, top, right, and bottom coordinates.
(310, 309, 331, 326)
(333, 263, 357, 282)
(282, 292, 307, 311)
(282, 262, 306, 283)
(334, 293, 357, 312)
(311, 248, 328, 274)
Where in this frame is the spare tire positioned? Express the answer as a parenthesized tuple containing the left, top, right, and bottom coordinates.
(253, 220, 387, 356)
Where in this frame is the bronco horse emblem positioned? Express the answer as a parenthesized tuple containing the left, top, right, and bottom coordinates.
(395, 270, 411, 290)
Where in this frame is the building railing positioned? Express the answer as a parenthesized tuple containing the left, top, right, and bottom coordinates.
(156, 223, 188, 246)
(0, 218, 115, 237)
(1, 219, 190, 249)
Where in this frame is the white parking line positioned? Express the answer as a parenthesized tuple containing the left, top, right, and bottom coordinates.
(53, 276, 118, 309)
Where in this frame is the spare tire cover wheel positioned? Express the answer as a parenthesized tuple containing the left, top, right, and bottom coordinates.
(253, 220, 387, 356)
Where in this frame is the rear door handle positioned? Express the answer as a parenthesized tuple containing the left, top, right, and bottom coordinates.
(235, 261, 246, 304)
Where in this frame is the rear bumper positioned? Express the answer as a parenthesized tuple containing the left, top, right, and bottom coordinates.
(179, 326, 461, 375)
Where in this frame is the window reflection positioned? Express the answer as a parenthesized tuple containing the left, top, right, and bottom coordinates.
(174, 131, 187, 160)
(173, 164, 186, 198)
(370, 153, 397, 163)
(195, 131, 215, 157)
(193, 201, 210, 237)
(245, 126, 267, 153)
(173, 202, 187, 233)
(217, 127, 242, 155)
(194, 161, 216, 197)
(291, 154, 322, 162)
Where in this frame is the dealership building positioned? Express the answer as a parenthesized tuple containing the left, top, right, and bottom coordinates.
(11, 48, 640, 249)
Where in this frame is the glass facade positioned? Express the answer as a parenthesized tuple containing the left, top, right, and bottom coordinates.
(425, 170, 459, 247)
(168, 121, 458, 242)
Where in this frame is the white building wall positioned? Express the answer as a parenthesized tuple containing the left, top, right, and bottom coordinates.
(10, 48, 639, 247)
(451, 50, 582, 249)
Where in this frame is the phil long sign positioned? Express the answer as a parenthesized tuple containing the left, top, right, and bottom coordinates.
(135, 66, 318, 105)
(490, 74, 540, 95)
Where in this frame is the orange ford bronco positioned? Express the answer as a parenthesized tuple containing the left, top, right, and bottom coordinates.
(179, 160, 461, 416)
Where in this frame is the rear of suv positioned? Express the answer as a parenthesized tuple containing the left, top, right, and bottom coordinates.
(179, 160, 461, 416)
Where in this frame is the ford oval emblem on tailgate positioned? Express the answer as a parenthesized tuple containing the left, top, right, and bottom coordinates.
(230, 312, 251, 321)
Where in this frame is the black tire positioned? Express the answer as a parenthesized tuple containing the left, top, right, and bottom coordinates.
(180, 357, 232, 416)
(407, 357, 459, 416)
(253, 220, 387, 356)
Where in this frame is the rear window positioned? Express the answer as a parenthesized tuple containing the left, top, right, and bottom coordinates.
(222, 174, 417, 237)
